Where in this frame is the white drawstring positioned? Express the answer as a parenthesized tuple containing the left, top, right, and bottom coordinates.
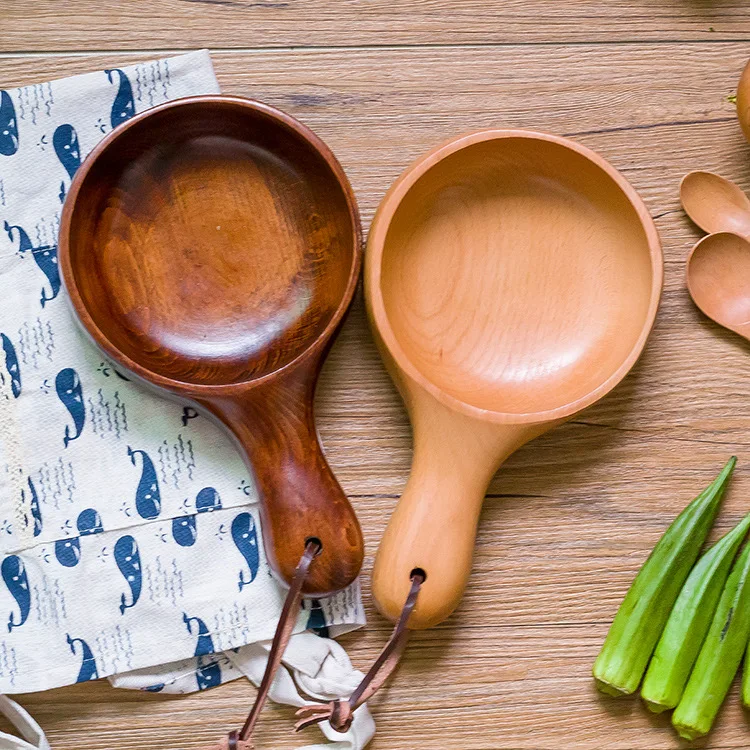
(0, 632, 375, 750)
(110, 631, 375, 750)
(226, 632, 375, 750)
(0, 696, 50, 750)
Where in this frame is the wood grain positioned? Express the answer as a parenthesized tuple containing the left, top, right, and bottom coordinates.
(2, 17, 750, 750)
(687, 232, 750, 344)
(365, 129, 661, 629)
(1, 0, 750, 51)
(58, 95, 364, 594)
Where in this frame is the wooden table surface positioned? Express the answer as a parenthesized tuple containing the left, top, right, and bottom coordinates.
(2, 2, 750, 748)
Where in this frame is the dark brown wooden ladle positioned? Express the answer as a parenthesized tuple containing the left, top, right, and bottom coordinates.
(58, 96, 364, 743)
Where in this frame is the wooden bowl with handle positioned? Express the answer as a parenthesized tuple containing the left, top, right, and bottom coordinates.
(59, 95, 364, 596)
(366, 130, 663, 629)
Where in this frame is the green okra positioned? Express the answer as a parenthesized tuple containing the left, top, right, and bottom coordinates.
(741, 548, 750, 709)
(743, 618, 750, 708)
(641, 510, 750, 712)
(672, 538, 750, 740)
(593, 457, 736, 696)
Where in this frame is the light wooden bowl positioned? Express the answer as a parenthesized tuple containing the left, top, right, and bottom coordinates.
(366, 130, 662, 629)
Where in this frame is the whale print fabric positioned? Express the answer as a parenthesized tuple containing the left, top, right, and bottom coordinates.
(0, 52, 364, 697)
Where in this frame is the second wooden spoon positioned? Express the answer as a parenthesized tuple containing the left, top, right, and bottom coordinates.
(686, 232, 750, 340)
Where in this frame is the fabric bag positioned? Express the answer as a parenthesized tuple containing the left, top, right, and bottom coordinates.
(0, 50, 372, 750)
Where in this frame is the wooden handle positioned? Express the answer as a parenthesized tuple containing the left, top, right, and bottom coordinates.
(373, 387, 549, 629)
(203, 363, 363, 596)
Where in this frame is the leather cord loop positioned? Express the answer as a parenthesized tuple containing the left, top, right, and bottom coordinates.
(226, 539, 321, 748)
(295, 571, 424, 734)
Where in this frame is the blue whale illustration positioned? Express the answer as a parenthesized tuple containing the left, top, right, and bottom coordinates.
(66, 635, 98, 682)
(76, 508, 103, 536)
(172, 487, 222, 546)
(55, 368, 85, 447)
(105, 69, 135, 128)
(2, 556, 30, 632)
(4, 221, 60, 307)
(55, 537, 81, 567)
(196, 487, 222, 513)
(24, 476, 42, 537)
(1, 334, 21, 398)
(127, 446, 161, 520)
(143, 683, 165, 693)
(53, 124, 81, 179)
(172, 515, 197, 547)
(4, 221, 31, 253)
(306, 600, 329, 638)
(114, 535, 141, 614)
(183, 613, 215, 657)
(231, 512, 259, 591)
(34, 244, 59, 307)
(196, 657, 221, 691)
(0, 91, 18, 156)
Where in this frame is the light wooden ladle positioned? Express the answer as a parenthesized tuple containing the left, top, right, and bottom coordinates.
(366, 130, 663, 630)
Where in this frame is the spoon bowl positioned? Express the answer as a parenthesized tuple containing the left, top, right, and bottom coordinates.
(680, 171, 750, 239)
(366, 130, 662, 629)
(60, 95, 364, 595)
(686, 232, 750, 339)
(738, 58, 750, 144)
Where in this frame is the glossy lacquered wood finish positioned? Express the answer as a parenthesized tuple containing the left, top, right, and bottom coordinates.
(59, 96, 364, 595)
(366, 130, 663, 629)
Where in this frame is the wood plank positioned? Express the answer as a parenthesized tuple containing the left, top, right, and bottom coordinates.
(2, 43, 750, 748)
(1, 0, 750, 51)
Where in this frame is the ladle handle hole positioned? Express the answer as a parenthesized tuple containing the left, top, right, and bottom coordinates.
(371, 391, 539, 630)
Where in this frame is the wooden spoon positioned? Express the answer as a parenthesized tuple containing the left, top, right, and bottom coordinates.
(686, 232, 750, 340)
(737, 58, 750, 144)
(366, 130, 662, 629)
(680, 171, 750, 239)
(59, 96, 364, 595)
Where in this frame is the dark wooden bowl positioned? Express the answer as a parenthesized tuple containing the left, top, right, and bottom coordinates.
(59, 95, 364, 595)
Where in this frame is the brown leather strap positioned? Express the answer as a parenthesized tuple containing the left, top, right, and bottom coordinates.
(295, 571, 424, 734)
(236, 539, 321, 744)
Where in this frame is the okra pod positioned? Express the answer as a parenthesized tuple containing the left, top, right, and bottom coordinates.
(672, 538, 750, 740)
(742, 611, 750, 707)
(641, 510, 750, 712)
(593, 457, 736, 696)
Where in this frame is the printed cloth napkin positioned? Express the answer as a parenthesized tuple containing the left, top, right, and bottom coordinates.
(0, 51, 372, 749)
